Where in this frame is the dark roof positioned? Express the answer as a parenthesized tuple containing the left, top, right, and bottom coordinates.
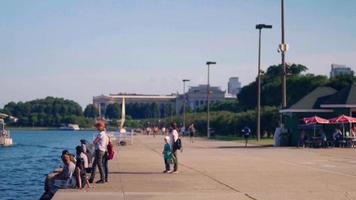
(288, 87, 337, 109)
(322, 84, 356, 105)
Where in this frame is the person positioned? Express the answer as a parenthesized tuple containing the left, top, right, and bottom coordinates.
(188, 123, 196, 143)
(162, 136, 173, 173)
(102, 134, 111, 182)
(89, 120, 109, 184)
(242, 126, 251, 147)
(75, 146, 90, 188)
(333, 128, 343, 147)
(170, 123, 180, 173)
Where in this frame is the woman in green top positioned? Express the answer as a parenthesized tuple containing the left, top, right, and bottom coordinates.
(162, 136, 173, 173)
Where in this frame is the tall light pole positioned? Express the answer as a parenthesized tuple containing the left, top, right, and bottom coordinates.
(280, 0, 288, 109)
(256, 24, 272, 141)
(182, 79, 190, 131)
(206, 61, 216, 139)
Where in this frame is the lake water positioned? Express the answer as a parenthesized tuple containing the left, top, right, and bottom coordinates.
(0, 130, 96, 200)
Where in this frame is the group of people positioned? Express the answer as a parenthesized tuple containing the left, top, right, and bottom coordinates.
(298, 125, 356, 148)
(41, 121, 113, 200)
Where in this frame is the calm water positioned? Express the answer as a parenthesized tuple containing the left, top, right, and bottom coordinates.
(0, 130, 96, 200)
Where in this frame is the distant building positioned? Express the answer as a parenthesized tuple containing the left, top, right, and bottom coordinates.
(330, 64, 354, 78)
(176, 84, 225, 111)
(93, 93, 176, 117)
(227, 77, 241, 97)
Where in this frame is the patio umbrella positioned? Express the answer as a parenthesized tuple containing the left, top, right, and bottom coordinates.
(329, 115, 356, 136)
(303, 116, 329, 137)
(303, 116, 329, 124)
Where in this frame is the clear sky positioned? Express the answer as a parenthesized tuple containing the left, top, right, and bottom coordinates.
(1, 0, 356, 108)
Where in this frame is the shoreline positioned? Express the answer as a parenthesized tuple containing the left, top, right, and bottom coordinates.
(9, 127, 97, 131)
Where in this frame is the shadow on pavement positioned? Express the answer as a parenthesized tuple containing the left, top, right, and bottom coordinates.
(109, 171, 163, 175)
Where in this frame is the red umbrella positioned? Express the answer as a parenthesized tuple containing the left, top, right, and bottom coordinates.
(329, 115, 356, 123)
(303, 116, 329, 137)
(329, 115, 356, 137)
(303, 116, 329, 124)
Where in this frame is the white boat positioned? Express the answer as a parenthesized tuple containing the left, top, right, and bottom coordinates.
(59, 123, 80, 131)
(0, 113, 13, 146)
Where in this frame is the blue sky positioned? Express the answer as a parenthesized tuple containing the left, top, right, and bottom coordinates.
(1, 0, 356, 108)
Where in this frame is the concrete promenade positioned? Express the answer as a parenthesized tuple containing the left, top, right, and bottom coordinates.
(54, 135, 356, 200)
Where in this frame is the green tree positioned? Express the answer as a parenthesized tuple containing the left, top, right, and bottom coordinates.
(84, 104, 98, 118)
(105, 103, 120, 119)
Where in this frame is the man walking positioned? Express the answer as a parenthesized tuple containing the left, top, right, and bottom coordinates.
(89, 120, 109, 184)
(170, 123, 180, 173)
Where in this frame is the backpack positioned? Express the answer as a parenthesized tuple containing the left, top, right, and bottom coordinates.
(174, 138, 182, 150)
(107, 141, 115, 160)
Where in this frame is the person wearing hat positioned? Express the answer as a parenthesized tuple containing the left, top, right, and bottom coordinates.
(89, 120, 109, 184)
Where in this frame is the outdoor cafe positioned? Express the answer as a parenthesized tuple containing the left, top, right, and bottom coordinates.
(298, 115, 356, 148)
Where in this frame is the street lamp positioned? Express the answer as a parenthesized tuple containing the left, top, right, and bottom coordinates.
(256, 24, 272, 141)
(182, 79, 190, 131)
(280, 0, 289, 109)
(206, 61, 216, 139)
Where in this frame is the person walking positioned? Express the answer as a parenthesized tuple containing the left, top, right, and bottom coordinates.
(89, 120, 109, 184)
(242, 126, 251, 147)
(170, 123, 180, 173)
(162, 136, 173, 173)
(188, 123, 196, 143)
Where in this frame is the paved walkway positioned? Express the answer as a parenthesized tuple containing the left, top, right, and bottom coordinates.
(54, 135, 356, 200)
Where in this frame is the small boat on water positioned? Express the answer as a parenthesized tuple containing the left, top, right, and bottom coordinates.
(0, 113, 13, 146)
(59, 123, 80, 131)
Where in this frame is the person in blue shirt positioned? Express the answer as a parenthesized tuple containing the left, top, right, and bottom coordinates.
(242, 126, 251, 147)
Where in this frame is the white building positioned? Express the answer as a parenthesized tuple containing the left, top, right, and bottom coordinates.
(176, 84, 226, 111)
(227, 77, 242, 96)
(330, 64, 354, 78)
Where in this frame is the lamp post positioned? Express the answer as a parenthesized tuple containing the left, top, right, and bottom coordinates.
(256, 24, 272, 141)
(206, 61, 216, 139)
(280, 0, 288, 109)
(182, 79, 190, 131)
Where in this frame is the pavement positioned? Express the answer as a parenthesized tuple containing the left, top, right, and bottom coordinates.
(54, 135, 356, 200)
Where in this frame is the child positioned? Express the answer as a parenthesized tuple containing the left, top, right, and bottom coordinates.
(162, 136, 173, 173)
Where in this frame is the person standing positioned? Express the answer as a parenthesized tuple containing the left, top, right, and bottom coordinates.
(188, 123, 196, 143)
(162, 136, 172, 173)
(89, 120, 109, 184)
(242, 126, 251, 147)
(170, 123, 180, 173)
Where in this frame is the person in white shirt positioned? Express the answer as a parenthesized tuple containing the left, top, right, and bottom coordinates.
(169, 123, 179, 173)
(89, 120, 108, 184)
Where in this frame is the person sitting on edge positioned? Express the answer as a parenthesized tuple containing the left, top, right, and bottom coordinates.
(53, 153, 77, 189)
(242, 126, 251, 147)
(89, 120, 109, 184)
(162, 136, 173, 173)
(75, 146, 90, 189)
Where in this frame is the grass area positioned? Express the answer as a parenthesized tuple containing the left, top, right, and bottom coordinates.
(213, 135, 274, 146)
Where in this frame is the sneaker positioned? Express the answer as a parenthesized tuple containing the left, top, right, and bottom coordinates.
(163, 170, 168, 173)
(95, 180, 105, 184)
(88, 179, 94, 184)
(167, 170, 174, 173)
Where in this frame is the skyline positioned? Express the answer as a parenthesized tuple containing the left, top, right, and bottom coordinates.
(1, 0, 356, 108)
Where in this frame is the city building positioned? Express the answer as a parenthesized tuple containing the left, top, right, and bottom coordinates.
(330, 64, 354, 78)
(176, 84, 226, 111)
(93, 93, 176, 117)
(227, 77, 242, 96)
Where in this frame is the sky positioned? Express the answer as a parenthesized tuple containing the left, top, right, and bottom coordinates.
(1, 0, 356, 108)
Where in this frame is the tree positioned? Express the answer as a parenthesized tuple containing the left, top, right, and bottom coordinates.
(105, 103, 120, 119)
(84, 104, 98, 118)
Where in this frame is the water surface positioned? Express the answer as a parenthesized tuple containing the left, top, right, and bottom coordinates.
(0, 130, 96, 200)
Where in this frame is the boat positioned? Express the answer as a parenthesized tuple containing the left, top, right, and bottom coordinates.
(0, 113, 13, 146)
(59, 123, 80, 131)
